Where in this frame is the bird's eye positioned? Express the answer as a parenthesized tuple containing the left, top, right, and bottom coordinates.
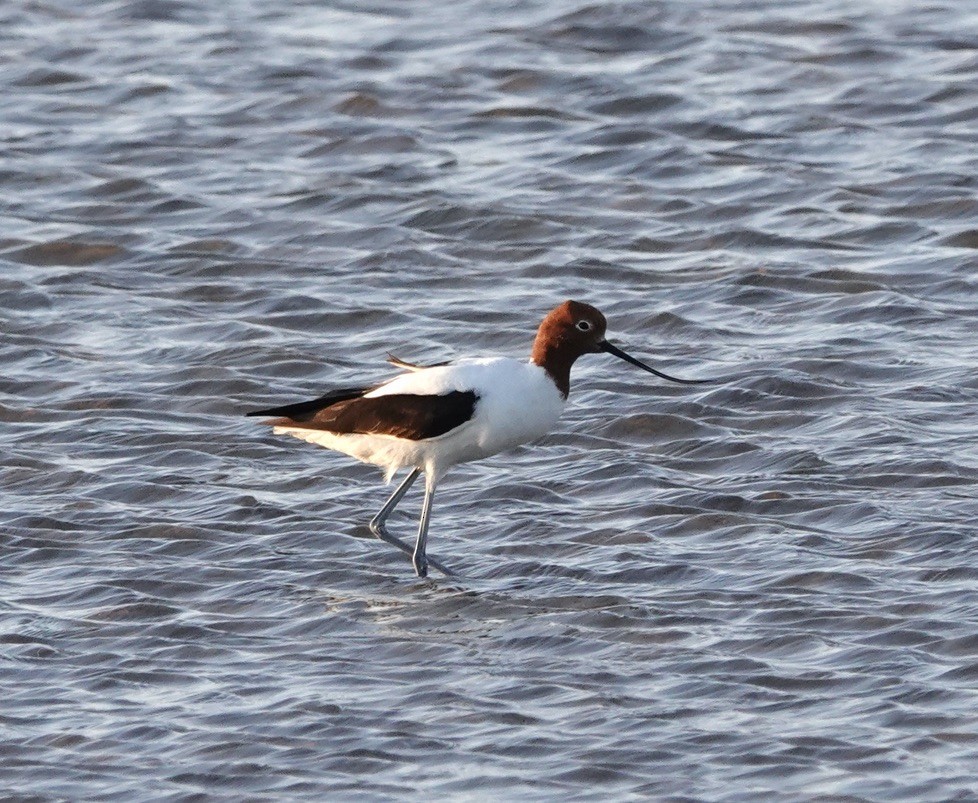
(576, 320, 592, 331)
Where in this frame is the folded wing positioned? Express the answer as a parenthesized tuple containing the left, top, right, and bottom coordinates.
(248, 388, 479, 441)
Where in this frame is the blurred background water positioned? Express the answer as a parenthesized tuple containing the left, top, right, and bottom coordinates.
(2, 0, 978, 799)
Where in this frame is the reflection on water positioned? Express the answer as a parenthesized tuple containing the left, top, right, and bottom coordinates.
(2, 0, 978, 798)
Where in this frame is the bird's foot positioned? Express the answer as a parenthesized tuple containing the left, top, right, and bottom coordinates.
(369, 520, 452, 578)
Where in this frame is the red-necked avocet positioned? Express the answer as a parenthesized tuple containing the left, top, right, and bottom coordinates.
(248, 300, 708, 578)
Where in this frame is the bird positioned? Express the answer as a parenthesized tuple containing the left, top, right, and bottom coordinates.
(247, 300, 708, 578)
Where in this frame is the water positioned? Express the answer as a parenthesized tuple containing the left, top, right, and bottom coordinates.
(3, 0, 978, 799)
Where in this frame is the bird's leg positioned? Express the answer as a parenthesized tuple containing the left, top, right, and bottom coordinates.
(370, 468, 420, 537)
(412, 475, 436, 578)
(369, 469, 453, 577)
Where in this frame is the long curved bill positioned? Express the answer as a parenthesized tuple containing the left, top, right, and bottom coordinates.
(599, 340, 711, 385)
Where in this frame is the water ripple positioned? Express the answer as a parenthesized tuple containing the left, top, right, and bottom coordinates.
(2, 0, 978, 799)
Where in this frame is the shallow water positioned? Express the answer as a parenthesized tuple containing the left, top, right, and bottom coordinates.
(3, 0, 978, 799)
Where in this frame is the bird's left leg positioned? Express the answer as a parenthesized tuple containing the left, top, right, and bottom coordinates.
(412, 474, 437, 578)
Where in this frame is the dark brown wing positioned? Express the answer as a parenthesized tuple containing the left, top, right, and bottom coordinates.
(252, 390, 479, 441)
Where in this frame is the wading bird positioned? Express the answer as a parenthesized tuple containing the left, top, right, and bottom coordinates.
(248, 300, 707, 577)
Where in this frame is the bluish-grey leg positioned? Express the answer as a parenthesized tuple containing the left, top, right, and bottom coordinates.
(370, 468, 420, 536)
(412, 476, 436, 578)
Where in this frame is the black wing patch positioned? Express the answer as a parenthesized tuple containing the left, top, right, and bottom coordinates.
(251, 390, 479, 441)
(245, 386, 373, 421)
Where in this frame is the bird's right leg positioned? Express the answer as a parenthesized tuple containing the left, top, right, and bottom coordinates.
(369, 468, 453, 577)
(370, 468, 420, 538)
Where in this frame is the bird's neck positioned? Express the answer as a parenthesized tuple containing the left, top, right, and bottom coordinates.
(530, 338, 576, 399)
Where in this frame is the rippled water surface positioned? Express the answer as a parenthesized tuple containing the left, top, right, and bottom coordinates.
(3, 0, 978, 799)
